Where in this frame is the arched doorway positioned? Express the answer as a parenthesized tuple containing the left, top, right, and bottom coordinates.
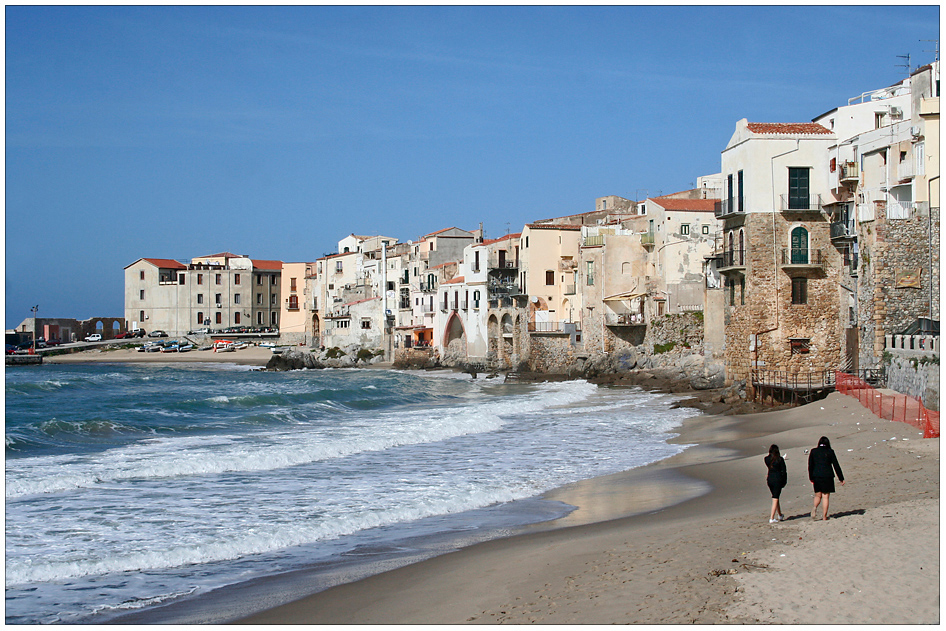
(790, 226, 809, 264)
(444, 312, 466, 349)
(488, 314, 500, 358)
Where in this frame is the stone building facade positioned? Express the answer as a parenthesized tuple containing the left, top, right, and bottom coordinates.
(717, 120, 841, 385)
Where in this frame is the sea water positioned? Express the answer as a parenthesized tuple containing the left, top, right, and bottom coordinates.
(5, 362, 695, 624)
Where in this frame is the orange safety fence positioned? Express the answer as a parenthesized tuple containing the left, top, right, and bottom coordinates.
(835, 371, 940, 438)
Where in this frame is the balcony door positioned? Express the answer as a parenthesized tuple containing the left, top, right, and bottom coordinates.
(790, 226, 809, 264)
(788, 167, 810, 210)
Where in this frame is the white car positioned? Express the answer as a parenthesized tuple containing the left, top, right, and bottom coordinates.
(84, 334, 102, 342)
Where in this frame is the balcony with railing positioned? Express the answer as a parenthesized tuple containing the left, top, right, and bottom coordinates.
(420, 281, 437, 293)
(897, 160, 915, 182)
(780, 248, 827, 272)
(714, 197, 744, 219)
(717, 249, 746, 272)
(488, 257, 518, 270)
(839, 161, 859, 183)
(780, 194, 823, 213)
(488, 296, 516, 309)
(527, 321, 580, 333)
(488, 280, 520, 295)
(887, 200, 915, 220)
(605, 312, 646, 326)
(583, 235, 605, 247)
(830, 220, 856, 240)
(640, 232, 655, 248)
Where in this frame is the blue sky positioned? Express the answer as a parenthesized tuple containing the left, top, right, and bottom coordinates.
(5, 4, 940, 325)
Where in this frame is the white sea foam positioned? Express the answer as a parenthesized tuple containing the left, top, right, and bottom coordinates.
(6, 380, 597, 498)
(6, 368, 691, 624)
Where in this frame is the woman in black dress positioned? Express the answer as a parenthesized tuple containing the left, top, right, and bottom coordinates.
(765, 444, 787, 523)
(808, 436, 845, 521)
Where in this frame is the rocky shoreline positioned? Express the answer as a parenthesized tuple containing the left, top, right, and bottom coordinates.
(266, 346, 787, 416)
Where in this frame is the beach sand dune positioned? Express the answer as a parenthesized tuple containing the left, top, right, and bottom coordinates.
(232, 391, 938, 625)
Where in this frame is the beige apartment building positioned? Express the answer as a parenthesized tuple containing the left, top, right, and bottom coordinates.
(124, 253, 282, 337)
(279, 262, 317, 345)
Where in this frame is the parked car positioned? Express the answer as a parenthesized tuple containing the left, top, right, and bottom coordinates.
(46, 338, 62, 347)
(16, 341, 34, 350)
(148, 330, 168, 338)
(6, 344, 18, 354)
(85, 334, 102, 342)
(132, 329, 147, 338)
(115, 331, 134, 339)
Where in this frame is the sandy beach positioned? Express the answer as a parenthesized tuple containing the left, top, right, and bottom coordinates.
(44, 345, 274, 367)
(227, 390, 938, 625)
(45, 351, 939, 624)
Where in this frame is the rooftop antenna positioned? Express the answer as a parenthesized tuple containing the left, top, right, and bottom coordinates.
(921, 39, 939, 62)
(896, 53, 912, 77)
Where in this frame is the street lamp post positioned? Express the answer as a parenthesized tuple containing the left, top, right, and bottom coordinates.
(31, 305, 39, 354)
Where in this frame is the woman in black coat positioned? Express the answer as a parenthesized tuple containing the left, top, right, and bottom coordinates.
(808, 436, 845, 521)
(765, 444, 787, 523)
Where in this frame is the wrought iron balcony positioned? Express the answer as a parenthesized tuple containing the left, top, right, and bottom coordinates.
(489, 258, 518, 270)
(715, 198, 744, 219)
(527, 321, 580, 333)
(640, 232, 655, 247)
(839, 162, 859, 182)
(605, 312, 646, 326)
(780, 248, 827, 271)
(717, 249, 747, 271)
(780, 194, 823, 213)
(830, 221, 855, 240)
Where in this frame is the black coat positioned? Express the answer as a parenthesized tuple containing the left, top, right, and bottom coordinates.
(808, 446, 844, 482)
(765, 454, 787, 488)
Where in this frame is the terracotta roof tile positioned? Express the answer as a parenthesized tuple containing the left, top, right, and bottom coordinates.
(746, 122, 832, 135)
(526, 223, 582, 231)
(142, 258, 187, 269)
(251, 259, 283, 270)
(651, 198, 720, 212)
(442, 276, 465, 285)
(480, 233, 521, 247)
(344, 296, 381, 307)
(430, 261, 459, 270)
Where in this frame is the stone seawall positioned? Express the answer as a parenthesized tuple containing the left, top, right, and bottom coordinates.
(885, 350, 940, 411)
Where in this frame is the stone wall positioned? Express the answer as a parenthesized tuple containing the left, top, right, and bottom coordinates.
(524, 311, 706, 376)
(723, 212, 843, 385)
(858, 204, 939, 369)
(885, 350, 940, 411)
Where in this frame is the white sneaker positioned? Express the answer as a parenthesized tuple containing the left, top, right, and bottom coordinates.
(769, 518, 777, 523)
